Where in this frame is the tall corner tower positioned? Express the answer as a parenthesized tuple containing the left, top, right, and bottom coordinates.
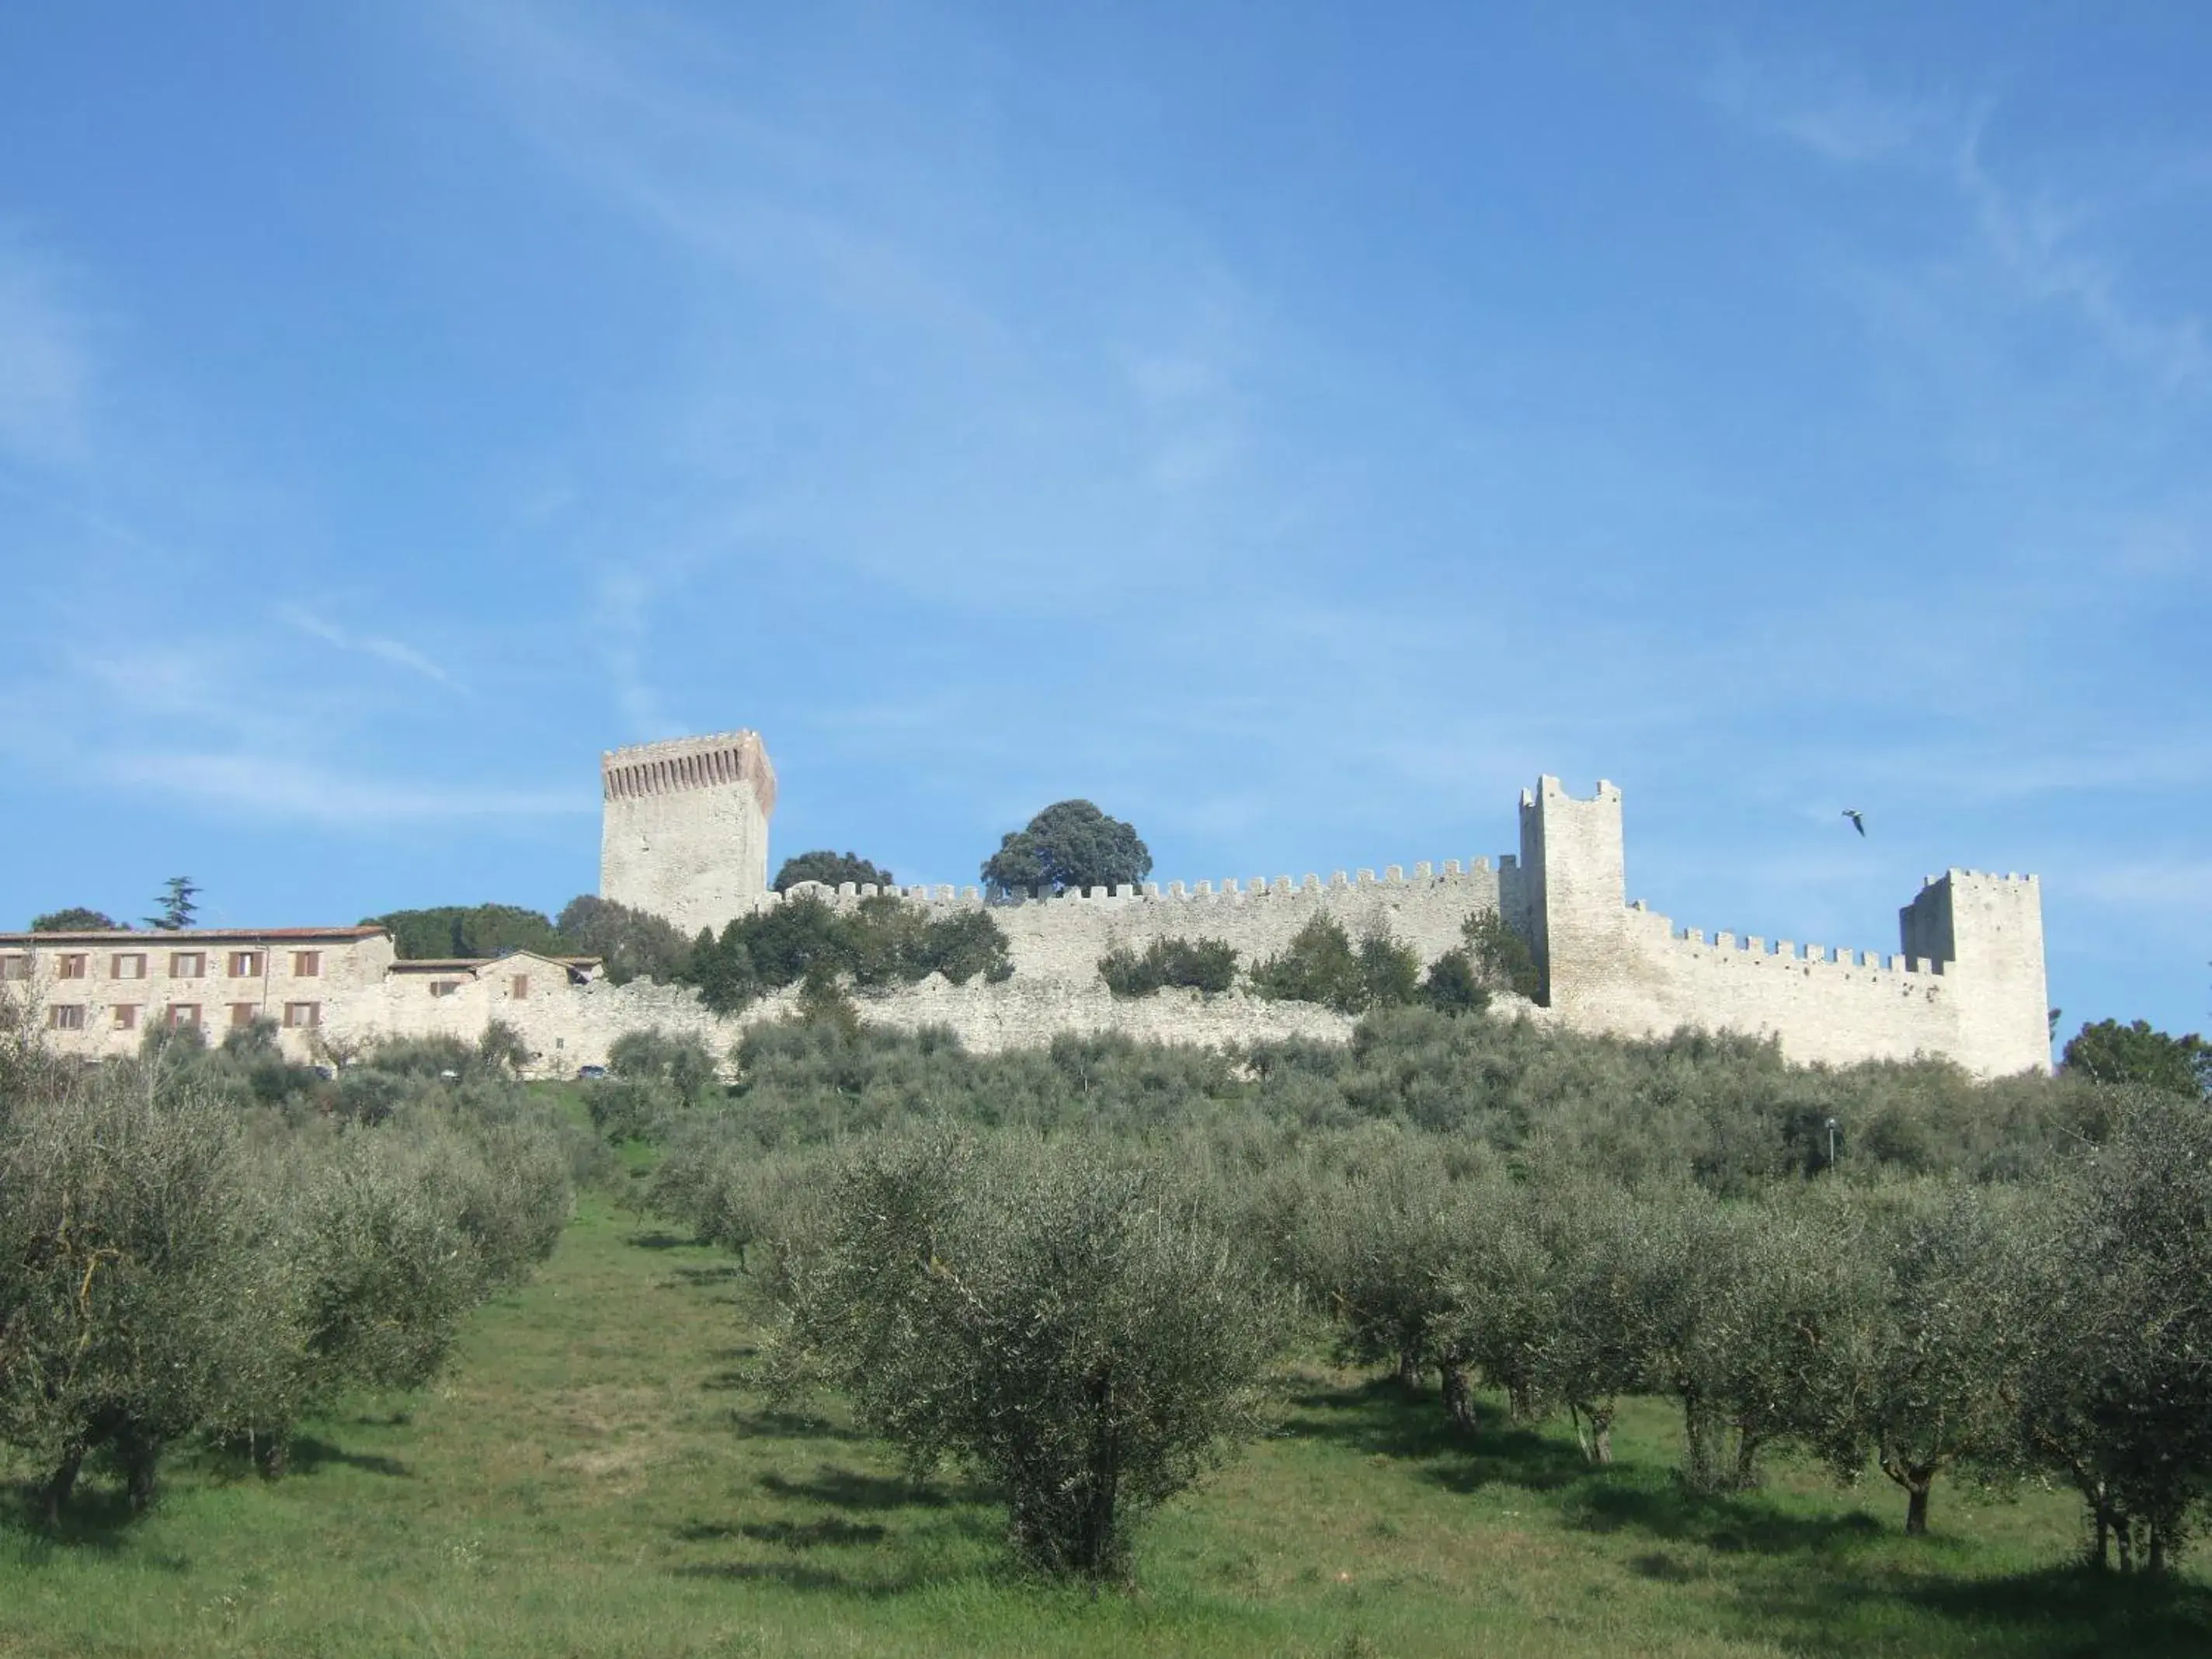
(1517, 774, 1629, 1011)
(1899, 869, 2051, 1076)
(599, 730, 777, 937)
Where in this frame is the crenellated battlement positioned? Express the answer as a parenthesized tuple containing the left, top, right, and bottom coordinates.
(1659, 920, 1941, 979)
(764, 850, 1520, 916)
(600, 729, 777, 936)
(601, 729, 777, 815)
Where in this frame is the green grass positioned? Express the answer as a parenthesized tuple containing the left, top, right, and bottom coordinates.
(3, 1190, 2207, 1657)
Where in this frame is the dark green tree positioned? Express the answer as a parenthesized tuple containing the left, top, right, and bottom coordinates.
(1418, 948, 1489, 1014)
(683, 896, 1012, 1014)
(1098, 937, 1239, 998)
(773, 850, 897, 892)
(2061, 1018, 2209, 1098)
(554, 894, 693, 985)
(1248, 917, 1421, 1015)
(363, 904, 566, 961)
(1463, 910, 1540, 1000)
(982, 801, 1151, 898)
(30, 908, 120, 932)
(146, 877, 199, 932)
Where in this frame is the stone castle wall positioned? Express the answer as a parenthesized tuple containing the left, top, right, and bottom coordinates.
(345, 765, 2049, 1080)
(315, 955, 1372, 1069)
(1504, 777, 2050, 1077)
(570, 751, 2051, 1080)
(10, 753, 2050, 1082)
(753, 852, 1526, 983)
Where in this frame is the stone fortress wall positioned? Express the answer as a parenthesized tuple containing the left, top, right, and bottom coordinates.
(397, 746, 2055, 1080)
(1509, 777, 2049, 1078)
(2, 732, 2054, 1080)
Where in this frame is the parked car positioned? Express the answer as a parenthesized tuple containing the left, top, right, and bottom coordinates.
(576, 1063, 608, 1081)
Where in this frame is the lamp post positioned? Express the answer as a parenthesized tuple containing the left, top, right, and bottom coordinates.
(1826, 1116, 1840, 1168)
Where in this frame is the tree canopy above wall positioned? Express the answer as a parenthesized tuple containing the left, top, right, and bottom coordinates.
(363, 904, 570, 961)
(982, 801, 1152, 898)
(774, 850, 896, 892)
(30, 908, 122, 932)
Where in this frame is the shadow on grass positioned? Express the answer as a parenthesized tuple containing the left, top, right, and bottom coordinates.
(741, 1518, 890, 1549)
(724, 1407, 868, 1443)
(759, 1466, 951, 1511)
(2, 1482, 142, 1555)
(344, 1409, 412, 1429)
(674, 1471, 1001, 1598)
(1903, 1565, 2212, 1657)
(1724, 1557, 2212, 1659)
(626, 1230, 697, 1251)
(670, 1264, 743, 1288)
(1282, 1378, 1591, 1494)
(285, 1438, 413, 1479)
(1563, 1476, 1883, 1556)
(670, 1560, 858, 1589)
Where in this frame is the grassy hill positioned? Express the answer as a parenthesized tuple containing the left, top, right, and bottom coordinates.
(5, 1182, 2207, 1659)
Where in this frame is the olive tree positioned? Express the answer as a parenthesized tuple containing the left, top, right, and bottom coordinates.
(203, 1130, 492, 1476)
(1628, 1188, 1866, 1492)
(0, 1073, 260, 1518)
(1434, 1179, 1556, 1428)
(776, 1132, 1285, 1579)
(2011, 1091, 2212, 1570)
(1525, 1181, 1670, 1465)
(1818, 1181, 2021, 1535)
(1290, 1153, 1469, 1403)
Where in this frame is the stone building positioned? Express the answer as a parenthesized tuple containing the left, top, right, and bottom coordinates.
(0, 925, 398, 1059)
(0, 926, 608, 1066)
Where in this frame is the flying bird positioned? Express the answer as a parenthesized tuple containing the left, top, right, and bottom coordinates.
(1842, 809, 1866, 837)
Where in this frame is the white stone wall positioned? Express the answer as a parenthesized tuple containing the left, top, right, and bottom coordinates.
(311, 959, 1372, 1076)
(764, 854, 1518, 986)
(600, 731, 774, 937)
(1511, 777, 2052, 1079)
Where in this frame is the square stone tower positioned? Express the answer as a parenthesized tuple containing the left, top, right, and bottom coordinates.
(599, 730, 776, 937)
(1900, 870, 2050, 1078)
(1516, 775, 1630, 1015)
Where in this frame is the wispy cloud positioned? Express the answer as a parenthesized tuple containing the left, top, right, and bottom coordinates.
(1951, 133, 2210, 387)
(1707, 49, 2209, 387)
(590, 567, 675, 739)
(2070, 859, 2212, 934)
(275, 603, 457, 687)
(100, 751, 589, 824)
(1706, 49, 1956, 167)
(0, 231, 93, 468)
(440, 0, 1007, 347)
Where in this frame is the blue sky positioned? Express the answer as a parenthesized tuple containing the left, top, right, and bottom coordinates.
(2, 3, 2207, 1045)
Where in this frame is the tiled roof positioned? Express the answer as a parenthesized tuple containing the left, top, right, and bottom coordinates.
(0, 926, 389, 944)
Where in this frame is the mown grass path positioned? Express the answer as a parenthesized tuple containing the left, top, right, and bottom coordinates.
(4, 1195, 2208, 1657)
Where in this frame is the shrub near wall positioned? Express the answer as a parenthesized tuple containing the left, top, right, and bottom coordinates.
(1250, 916, 1424, 1015)
(1098, 937, 1240, 998)
(687, 895, 1014, 1014)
